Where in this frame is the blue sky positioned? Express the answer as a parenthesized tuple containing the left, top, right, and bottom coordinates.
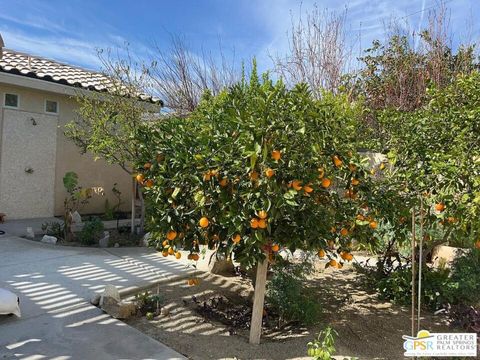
(0, 0, 479, 72)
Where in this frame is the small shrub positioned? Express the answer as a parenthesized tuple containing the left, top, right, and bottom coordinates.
(375, 266, 452, 310)
(134, 290, 164, 315)
(41, 221, 64, 239)
(306, 326, 338, 359)
(448, 248, 480, 306)
(78, 217, 104, 245)
(266, 262, 321, 326)
(104, 199, 115, 221)
(360, 249, 480, 311)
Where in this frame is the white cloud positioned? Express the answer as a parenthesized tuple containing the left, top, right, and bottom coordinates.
(0, 28, 103, 69)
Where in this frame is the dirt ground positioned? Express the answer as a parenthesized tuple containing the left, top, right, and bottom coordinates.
(126, 261, 454, 360)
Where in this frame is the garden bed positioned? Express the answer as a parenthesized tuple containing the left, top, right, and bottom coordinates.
(125, 260, 453, 360)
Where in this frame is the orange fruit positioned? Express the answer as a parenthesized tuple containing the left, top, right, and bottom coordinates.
(250, 171, 259, 181)
(351, 178, 360, 186)
(340, 228, 349, 236)
(271, 244, 280, 252)
(156, 153, 165, 162)
(475, 240, 480, 249)
(162, 240, 169, 247)
(136, 173, 145, 184)
(258, 219, 267, 229)
(349, 163, 357, 172)
(369, 221, 378, 230)
(187, 279, 194, 286)
(203, 172, 212, 181)
(332, 155, 343, 168)
(232, 234, 241, 244)
(271, 150, 281, 161)
(265, 168, 275, 178)
(435, 203, 445, 212)
(219, 178, 228, 187)
(258, 210, 268, 219)
(175, 252, 182, 259)
(143, 162, 152, 170)
(291, 180, 302, 191)
(303, 184, 314, 193)
(199, 217, 209, 228)
(250, 218, 259, 229)
(168, 247, 175, 255)
(162, 251, 168, 257)
(144, 179, 154, 188)
(193, 278, 200, 286)
(328, 240, 335, 248)
(344, 253, 353, 261)
(318, 249, 326, 258)
(336, 262, 344, 269)
(166, 230, 177, 240)
(321, 178, 331, 188)
(328, 259, 337, 267)
(356, 214, 365, 221)
(191, 253, 200, 261)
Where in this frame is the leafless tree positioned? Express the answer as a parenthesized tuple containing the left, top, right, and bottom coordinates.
(147, 35, 240, 115)
(271, 5, 350, 97)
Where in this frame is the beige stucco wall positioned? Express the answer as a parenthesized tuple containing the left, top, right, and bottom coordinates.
(0, 82, 133, 218)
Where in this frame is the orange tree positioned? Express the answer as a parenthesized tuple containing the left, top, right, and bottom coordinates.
(136, 69, 382, 342)
(380, 72, 480, 254)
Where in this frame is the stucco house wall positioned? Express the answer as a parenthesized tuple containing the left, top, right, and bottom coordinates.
(0, 82, 133, 219)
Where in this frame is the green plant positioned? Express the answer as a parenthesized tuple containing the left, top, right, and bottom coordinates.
(104, 199, 115, 220)
(41, 221, 64, 240)
(134, 290, 164, 315)
(370, 265, 452, 310)
(78, 217, 104, 245)
(266, 262, 321, 326)
(63, 171, 92, 241)
(307, 326, 338, 359)
(448, 248, 480, 306)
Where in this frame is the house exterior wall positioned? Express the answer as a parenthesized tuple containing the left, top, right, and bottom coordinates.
(0, 81, 132, 219)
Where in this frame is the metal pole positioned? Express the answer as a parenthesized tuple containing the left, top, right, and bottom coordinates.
(417, 197, 424, 332)
(411, 207, 416, 337)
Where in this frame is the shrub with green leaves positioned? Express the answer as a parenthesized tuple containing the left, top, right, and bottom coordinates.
(361, 248, 480, 311)
(448, 248, 480, 306)
(78, 217, 105, 245)
(266, 262, 321, 325)
(307, 326, 338, 359)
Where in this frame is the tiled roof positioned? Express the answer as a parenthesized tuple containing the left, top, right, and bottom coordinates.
(0, 48, 162, 104)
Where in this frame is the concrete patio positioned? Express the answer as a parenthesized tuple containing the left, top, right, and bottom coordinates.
(0, 234, 194, 360)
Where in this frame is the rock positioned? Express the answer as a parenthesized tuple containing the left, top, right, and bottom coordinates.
(71, 211, 82, 224)
(41, 235, 57, 245)
(209, 257, 235, 276)
(161, 307, 170, 316)
(99, 231, 110, 248)
(26, 227, 34, 240)
(431, 245, 469, 268)
(114, 243, 120, 248)
(207, 251, 235, 276)
(100, 285, 121, 305)
(90, 293, 101, 306)
(101, 298, 137, 319)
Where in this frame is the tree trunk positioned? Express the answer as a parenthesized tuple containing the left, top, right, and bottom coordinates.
(249, 258, 269, 345)
(131, 178, 136, 234)
(138, 185, 145, 235)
